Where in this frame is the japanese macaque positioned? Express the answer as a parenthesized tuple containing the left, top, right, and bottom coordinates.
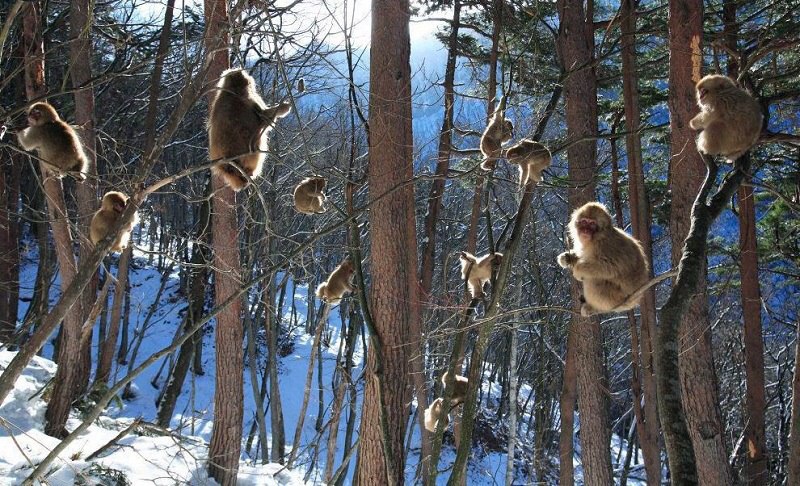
(208, 68, 292, 191)
(459, 251, 503, 299)
(689, 74, 762, 163)
(505, 139, 552, 187)
(557, 202, 648, 317)
(424, 397, 449, 433)
(293, 176, 327, 214)
(297, 78, 306, 93)
(17, 102, 88, 180)
(479, 104, 513, 171)
(90, 191, 140, 253)
(441, 372, 468, 407)
(316, 258, 356, 304)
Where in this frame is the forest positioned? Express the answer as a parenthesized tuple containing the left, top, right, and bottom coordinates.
(0, 0, 798, 484)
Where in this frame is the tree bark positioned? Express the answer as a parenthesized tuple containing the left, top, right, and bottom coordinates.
(556, 0, 612, 483)
(620, 0, 661, 481)
(788, 326, 800, 484)
(95, 247, 130, 385)
(355, 1, 419, 483)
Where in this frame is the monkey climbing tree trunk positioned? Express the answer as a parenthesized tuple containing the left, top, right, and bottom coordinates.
(204, 0, 243, 484)
(355, 1, 419, 484)
(555, 0, 613, 484)
(660, 1, 733, 483)
(620, 0, 661, 481)
(20, 0, 84, 439)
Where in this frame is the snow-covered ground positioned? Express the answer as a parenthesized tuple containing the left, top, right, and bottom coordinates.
(0, 240, 649, 484)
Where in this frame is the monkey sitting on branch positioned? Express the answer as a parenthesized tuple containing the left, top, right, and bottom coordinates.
(17, 102, 88, 181)
(504, 139, 552, 187)
(293, 176, 327, 214)
(90, 191, 140, 253)
(208, 68, 292, 191)
(441, 371, 468, 407)
(479, 96, 513, 171)
(459, 251, 503, 299)
(689, 74, 762, 163)
(557, 202, 650, 317)
(316, 258, 356, 305)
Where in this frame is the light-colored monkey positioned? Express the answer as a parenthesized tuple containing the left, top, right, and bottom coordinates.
(479, 103, 513, 171)
(424, 397, 449, 433)
(557, 202, 648, 316)
(17, 102, 88, 180)
(293, 176, 327, 214)
(208, 68, 292, 191)
(90, 191, 140, 253)
(505, 139, 552, 187)
(316, 258, 356, 304)
(689, 74, 762, 163)
(459, 251, 503, 299)
(441, 371, 469, 407)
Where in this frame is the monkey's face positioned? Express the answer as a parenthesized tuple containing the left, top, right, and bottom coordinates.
(27, 104, 55, 126)
(574, 204, 611, 243)
(312, 178, 326, 192)
(104, 193, 128, 213)
(696, 75, 735, 106)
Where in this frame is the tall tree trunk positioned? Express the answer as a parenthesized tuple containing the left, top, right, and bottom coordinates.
(662, 1, 732, 483)
(788, 327, 800, 483)
(0, 154, 20, 344)
(266, 280, 286, 463)
(620, 0, 661, 481)
(356, 1, 419, 483)
(556, 0, 612, 483)
(95, 247, 130, 385)
(204, 0, 243, 483)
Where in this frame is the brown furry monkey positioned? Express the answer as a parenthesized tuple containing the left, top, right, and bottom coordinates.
(208, 68, 292, 191)
(293, 176, 327, 214)
(441, 371, 469, 407)
(316, 258, 356, 304)
(689, 74, 762, 163)
(424, 397, 449, 433)
(17, 102, 88, 180)
(459, 251, 503, 299)
(505, 139, 552, 187)
(557, 202, 648, 316)
(479, 99, 513, 171)
(90, 191, 140, 253)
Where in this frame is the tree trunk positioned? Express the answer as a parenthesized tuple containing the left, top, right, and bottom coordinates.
(95, 247, 130, 385)
(788, 327, 800, 483)
(355, 1, 419, 483)
(556, 0, 612, 483)
(620, 0, 661, 481)
(663, 1, 732, 483)
(266, 281, 286, 463)
(204, 0, 242, 483)
(0, 154, 20, 344)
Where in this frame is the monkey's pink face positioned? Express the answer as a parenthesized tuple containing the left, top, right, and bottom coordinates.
(576, 218, 599, 242)
(28, 109, 42, 126)
(112, 199, 127, 213)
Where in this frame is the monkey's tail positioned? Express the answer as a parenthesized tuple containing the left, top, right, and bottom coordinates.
(608, 270, 679, 313)
(315, 283, 327, 300)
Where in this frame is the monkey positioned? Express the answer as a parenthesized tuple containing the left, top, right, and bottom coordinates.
(479, 103, 513, 171)
(208, 68, 292, 191)
(424, 397, 449, 433)
(441, 371, 469, 407)
(557, 202, 648, 317)
(297, 78, 305, 93)
(459, 251, 503, 299)
(316, 258, 356, 304)
(293, 176, 327, 214)
(689, 74, 762, 163)
(17, 102, 88, 181)
(90, 191, 140, 253)
(504, 139, 552, 187)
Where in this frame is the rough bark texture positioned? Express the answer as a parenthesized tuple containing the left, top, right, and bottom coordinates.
(95, 247, 130, 385)
(355, 1, 418, 483)
(789, 328, 800, 484)
(663, 2, 732, 483)
(620, 0, 661, 481)
(0, 154, 20, 344)
(204, 0, 243, 483)
(556, 0, 612, 484)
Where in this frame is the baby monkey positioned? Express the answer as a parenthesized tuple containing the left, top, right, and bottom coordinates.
(480, 102, 513, 171)
(17, 102, 88, 181)
(459, 251, 503, 299)
(208, 68, 292, 191)
(505, 139, 552, 187)
(293, 176, 327, 214)
(441, 371, 469, 407)
(557, 202, 648, 316)
(316, 258, 356, 304)
(689, 74, 762, 163)
(90, 191, 140, 253)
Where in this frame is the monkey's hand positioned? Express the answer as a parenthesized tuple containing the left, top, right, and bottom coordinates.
(557, 252, 578, 269)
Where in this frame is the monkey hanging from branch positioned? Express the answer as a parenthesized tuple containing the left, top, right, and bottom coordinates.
(479, 95, 513, 171)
